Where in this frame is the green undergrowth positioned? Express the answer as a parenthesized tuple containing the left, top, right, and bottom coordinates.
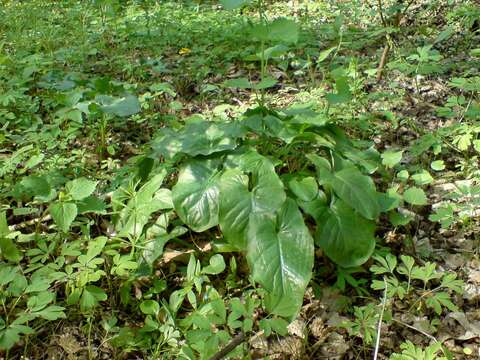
(0, 0, 479, 358)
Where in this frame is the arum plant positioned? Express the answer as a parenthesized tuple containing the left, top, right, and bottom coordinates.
(148, 99, 389, 317)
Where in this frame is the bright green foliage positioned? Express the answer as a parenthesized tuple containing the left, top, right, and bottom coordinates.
(390, 341, 448, 360)
(0, 212, 22, 263)
(247, 199, 313, 316)
(403, 186, 428, 206)
(172, 160, 222, 232)
(370, 254, 463, 315)
(316, 199, 376, 268)
(0, 0, 476, 357)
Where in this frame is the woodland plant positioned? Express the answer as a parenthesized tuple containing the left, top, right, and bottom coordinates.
(1, 0, 478, 358)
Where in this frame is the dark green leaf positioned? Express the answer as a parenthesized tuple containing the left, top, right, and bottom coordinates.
(0, 212, 22, 263)
(329, 167, 380, 220)
(172, 159, 222, 232)
(219, 152, 285, 249)
(247, 199, 314, 317)
(315, 200, 376, 268)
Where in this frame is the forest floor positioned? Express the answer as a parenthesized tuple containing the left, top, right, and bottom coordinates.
(0, 0, 479, 359)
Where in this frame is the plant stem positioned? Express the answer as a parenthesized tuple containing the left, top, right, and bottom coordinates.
(87, 315, 93, 360)
(373, 277, 388, 360)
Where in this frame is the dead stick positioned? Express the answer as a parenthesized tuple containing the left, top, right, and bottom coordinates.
(209, 332, 246, 360)
(376, 42, 390, 81)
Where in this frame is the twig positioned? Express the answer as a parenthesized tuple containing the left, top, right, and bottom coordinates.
(391, 318, 438, 343)
(376, 0, 418, 81)
(376, 42, 390, 81)
(373, 278, 388, 360)
(209, 332, 246, 360)
(376, 0, 387, 27)
(8, 214, 51, 231)
(402, 0, 417, 17)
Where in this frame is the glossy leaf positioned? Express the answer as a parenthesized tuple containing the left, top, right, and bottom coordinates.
(140, 300, 160, 315)
(247, 199, 314, 317)
(328, 166, 380, 220)
(315, 200, 376, 268)
(219, 152, 285, 249)
(172, 159, 222, 232)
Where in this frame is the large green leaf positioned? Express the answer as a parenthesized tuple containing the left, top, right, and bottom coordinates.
(220, 0, 250, 10)
(152, 120, 245, 159)
(98, 95, 141, 117)
(268, 18, 299, 44)
(0, 212, 22, 263)
(315, 200, 376, 268)
(49, 202, 78, 232)
(328, 166, 380, 220)
(325, 76, 352, 105)
(19, 176, 51, 199)
(247, 199, 314, 317)
(66, 177, 97, 201)
(172, 159, 222, 232)
(219, 158, 285, 249)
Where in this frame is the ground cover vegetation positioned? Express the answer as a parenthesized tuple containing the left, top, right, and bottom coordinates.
(0, 0, 479, 358)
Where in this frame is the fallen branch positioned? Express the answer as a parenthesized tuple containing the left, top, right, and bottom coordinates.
(9, 214, 51, 231)
(209, 332, 246, 360)
(376, 43, 390, 81)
